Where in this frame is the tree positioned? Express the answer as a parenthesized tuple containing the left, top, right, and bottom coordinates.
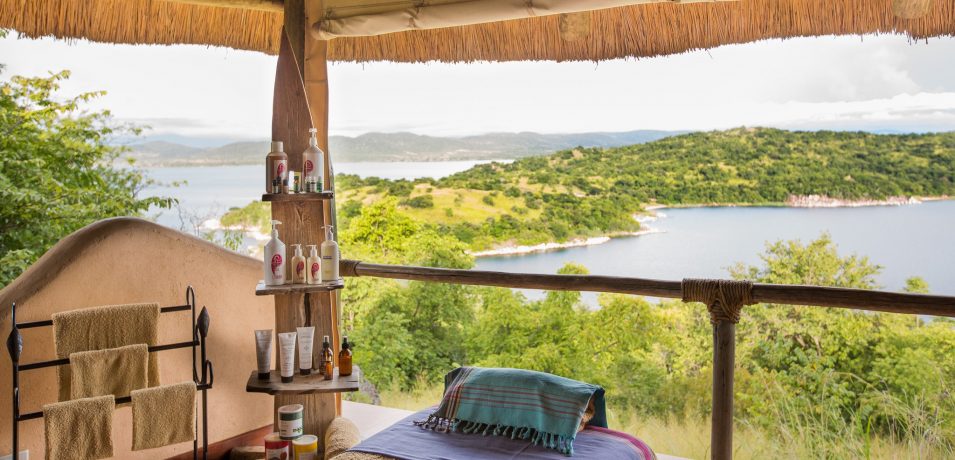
(729, 232, 881, 289)
(0, 70, 172, 286)
(339, 199, 475, 389)
(904, 276, 930, 294)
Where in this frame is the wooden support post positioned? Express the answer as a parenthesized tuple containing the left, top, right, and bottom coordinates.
(710, 321, 735, 460)
(268, 0, 340, 443)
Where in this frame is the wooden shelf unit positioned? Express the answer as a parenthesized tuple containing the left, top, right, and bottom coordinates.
(261, 6, 343, 443)
(262, 192, 334, 202)
(246, 367, 360, 395)
(255, 280, 344, 296)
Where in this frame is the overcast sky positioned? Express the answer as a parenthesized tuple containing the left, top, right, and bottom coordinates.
(2, 32, 955, 146)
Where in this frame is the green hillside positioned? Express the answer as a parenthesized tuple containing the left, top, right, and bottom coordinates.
(224, 128, 955, 250)
(440, 127, 955, 203)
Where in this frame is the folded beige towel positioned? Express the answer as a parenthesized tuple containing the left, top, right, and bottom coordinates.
(43, 395, 115, 460)
(131, 381, 196, 450)
(324, 416, 363, 460)
(53, 303, 161, 401)
(70, 343, 149, 399)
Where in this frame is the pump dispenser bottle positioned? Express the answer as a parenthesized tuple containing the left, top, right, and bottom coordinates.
(306, 245, 321, 285)
(264, 220, 286, 286)
(291, 244, 307, 284)
(266, 141, 288, 194)
(320, 226, 339, 282)
(302, 129, 324, 193)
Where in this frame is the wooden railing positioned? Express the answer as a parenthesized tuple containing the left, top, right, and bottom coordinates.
(340, 259, 955, 460)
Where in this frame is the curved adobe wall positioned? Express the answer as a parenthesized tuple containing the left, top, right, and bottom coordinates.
(0, 218, 275, 458)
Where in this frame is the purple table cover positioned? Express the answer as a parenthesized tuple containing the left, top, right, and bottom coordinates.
(350, 409, 656, 460)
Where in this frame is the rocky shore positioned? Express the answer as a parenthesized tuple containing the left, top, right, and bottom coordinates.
(785, 194, 925, 208)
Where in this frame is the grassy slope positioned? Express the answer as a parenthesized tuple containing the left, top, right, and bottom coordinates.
(341, 183, 543, 224)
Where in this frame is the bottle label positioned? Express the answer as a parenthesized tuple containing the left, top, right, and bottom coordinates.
(274, 160, 288, 180)
(295, 261, 305, 277)
(265, 445, 289, 460)
(278, 417, 303, 439)
(271, 254, 284, 277)
(311, 262, 320, 279)
(305, 159, 314, 175)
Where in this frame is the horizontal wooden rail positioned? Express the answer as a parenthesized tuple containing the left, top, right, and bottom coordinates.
(340, 260, 955, 318)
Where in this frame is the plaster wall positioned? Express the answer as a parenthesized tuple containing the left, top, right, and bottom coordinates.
(0, 218, 275, 458)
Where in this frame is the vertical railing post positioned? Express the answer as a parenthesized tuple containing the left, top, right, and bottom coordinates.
(711, 320, 736, 460)
(682, 279, 753, 460)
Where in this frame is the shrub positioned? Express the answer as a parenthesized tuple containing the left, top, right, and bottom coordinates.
(400, 195, 434, 208)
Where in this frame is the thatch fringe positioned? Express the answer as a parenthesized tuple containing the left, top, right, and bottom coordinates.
(326, 0, 955, 62)
(0, 0, 281, 54)
(1, 0, 954, 62)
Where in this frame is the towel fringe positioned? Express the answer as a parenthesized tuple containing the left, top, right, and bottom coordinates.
(415, 415, 576, 456)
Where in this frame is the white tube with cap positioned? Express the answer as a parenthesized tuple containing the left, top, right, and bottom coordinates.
(278, 332, 297, 383)
(296, 326, 315, 375)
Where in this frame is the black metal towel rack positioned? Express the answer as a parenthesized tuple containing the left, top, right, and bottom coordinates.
(6, 286, 214, 459)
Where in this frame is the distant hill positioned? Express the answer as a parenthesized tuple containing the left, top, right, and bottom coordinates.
(440, 127, 955, 204)
(122, 130, 683, 166)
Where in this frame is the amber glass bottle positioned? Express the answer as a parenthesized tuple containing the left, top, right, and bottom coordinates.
(339, 336, 353, 377)
(321, 335, 333, 380)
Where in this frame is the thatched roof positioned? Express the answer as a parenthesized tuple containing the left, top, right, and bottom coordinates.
(2, 0, 954, 62)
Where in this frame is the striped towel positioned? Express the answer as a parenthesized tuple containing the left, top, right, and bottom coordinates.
(415, 367, 607, 456)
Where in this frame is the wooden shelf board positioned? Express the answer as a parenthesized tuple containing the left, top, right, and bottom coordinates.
(246, 367, 360, 395)
(255, 280, 344, 296)
(262, 192, 333, 202)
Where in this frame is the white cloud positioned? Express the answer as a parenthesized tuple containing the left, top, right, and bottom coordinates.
(2, 32, 954, 143)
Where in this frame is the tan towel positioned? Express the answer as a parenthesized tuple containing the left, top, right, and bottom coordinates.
(53, 303, 161, 401)
(131, 381, 196, 450)
(324, 416, 363, 460)
(43, 395, 115, 460)
(70, 343, 150, 399)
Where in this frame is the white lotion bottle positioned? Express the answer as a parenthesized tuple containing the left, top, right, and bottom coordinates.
(320, 225, 339, 282)
(302, 128, 324, 193)
(264, 220, 287, 286)
(291, 244, 307, 284)
(306, 244, 321, 285)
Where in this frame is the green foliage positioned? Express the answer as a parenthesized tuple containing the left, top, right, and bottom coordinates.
(0, 70, 172, 287)
(400, 194, 434, 209)
(905, 276, 930, 294)
(340, 208, 955, 456)
(220, 201, 270, 233)
(728, 233, 882, 288)
(340, 199, 474, 389)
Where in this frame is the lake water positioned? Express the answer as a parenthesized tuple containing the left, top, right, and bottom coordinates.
(475, 201, 955, 303)
(145, 165, 955, 301)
